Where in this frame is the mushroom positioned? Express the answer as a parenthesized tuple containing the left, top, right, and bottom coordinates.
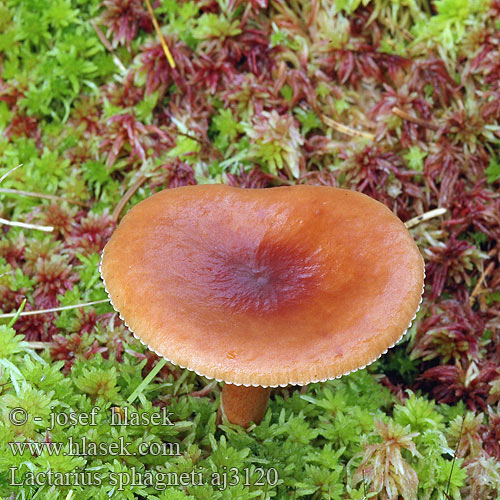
(100, 185, 424, 428)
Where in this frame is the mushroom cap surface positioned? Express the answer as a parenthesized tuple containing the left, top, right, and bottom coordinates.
(100, 185, 424, 387)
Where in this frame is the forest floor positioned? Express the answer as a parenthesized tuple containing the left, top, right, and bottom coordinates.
(1, 0, 500, 499)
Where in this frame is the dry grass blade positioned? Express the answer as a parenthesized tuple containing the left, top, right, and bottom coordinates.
(0, 163, 54, 232)
(144, 0, 176, 69)
(392, 106, 439, 131)
(0, 217, 54, 232)
(0, 299, 110, 319)
(320, 113, 375, 140)
(0, 187, 88, 207)
(469, 251, 496, 306)
(404, 208, 447, 228)
(0, 164, 23, 184)
(112, 175, 147, 222)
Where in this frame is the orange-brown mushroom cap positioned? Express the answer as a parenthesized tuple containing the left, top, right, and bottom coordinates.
(100, 185, 424, 387)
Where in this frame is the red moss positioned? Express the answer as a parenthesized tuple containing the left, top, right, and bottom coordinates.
(467, 22, 500, 90)
(369, 85, 434, 146)
(420, 361, 498, 411)
(0, 79, 24, 108)
(42, 203, 76, 238)
(138, 39, 194, 97)
(342, 145, 424, 221)
(220, 73, 278, 115)
(70, 308, 99, 335)
(444, 180, 500, 241)
(348, 6, 382, 46)
(481, 407, 500, 459)
(50, 333, 90, 373)
(33, 255, 79, 308)
(0, 285, 26, 314)
(226, 167, 275, 188)
(98, 0, 153, 50)
(4, 115, 41, 147)
(273, 63, 315, 108)
(149, 159, 197, 190)
(409, 59, 458, 108)
(167, 161, 197, 187)
(299, 168, 339, 187)
(0, 233, 25, 267)
(224, 28, 274, 76)
(323, 46, 410, 88)
(23, 240, 64, 275)
(100, 112, 172, 167)
(481, 87, 500, 124)
(69, 211, 115, 255)
(70, 97, 102, 137)
(412, 297, 485, 363)
(424, 234, 475, 300)
(105, 72, 145, 108)
(50, 312, 131, 372)
(14, 308, 58, 342)
(424, 142, 463, 208)
(191, 53, 239, 95)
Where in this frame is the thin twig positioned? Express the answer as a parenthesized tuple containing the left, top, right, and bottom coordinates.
(470, 259, 496, 306)
(362, 469, 368, 499)
(392, 107, 439, 131)
(0, 217, 53, 232)
(0, 163, 57, 232)
(320, 113, 375, 140)
(0, 299, 110, 319)
(0, 164, 23, 184)
(144, 0, 176, 69)
(177, 131, 204, 144)
(404, 208, 447, 229)
(112, 175, 147, 222)
(0, 188, 88, 207)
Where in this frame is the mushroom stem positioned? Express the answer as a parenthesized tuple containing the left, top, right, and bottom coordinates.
(221, 383, 271, 428)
